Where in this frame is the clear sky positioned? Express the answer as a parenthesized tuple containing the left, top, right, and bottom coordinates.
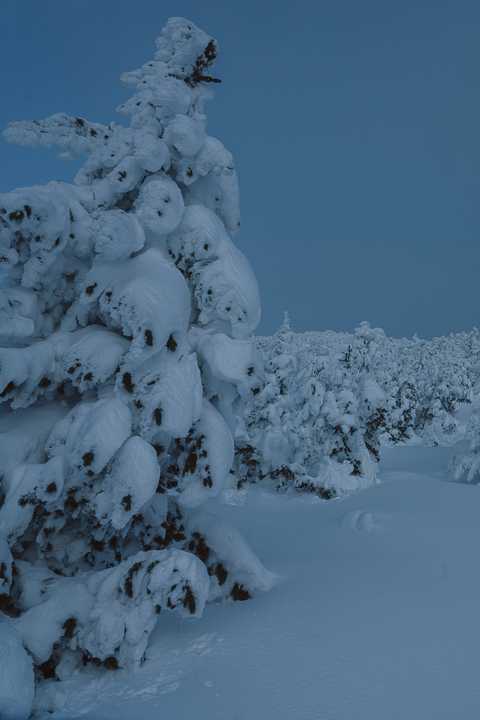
(0, 0, 478, 338)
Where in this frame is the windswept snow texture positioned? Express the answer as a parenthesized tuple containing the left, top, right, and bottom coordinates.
(36, 444, 480, 719)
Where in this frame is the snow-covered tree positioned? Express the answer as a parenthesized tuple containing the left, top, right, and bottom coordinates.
(0, 17, 272, 707)
(241, 322, 477, 497)
(238, 321, 380, 497)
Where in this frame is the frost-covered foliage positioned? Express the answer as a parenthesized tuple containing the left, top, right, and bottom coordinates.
(238, 319, 478, 497)
(0, 17, 271, 711)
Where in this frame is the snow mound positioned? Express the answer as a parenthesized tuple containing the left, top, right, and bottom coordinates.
(0, 618, 34, 720)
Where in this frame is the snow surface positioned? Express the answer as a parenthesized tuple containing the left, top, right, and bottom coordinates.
(34, 443, 480, 719)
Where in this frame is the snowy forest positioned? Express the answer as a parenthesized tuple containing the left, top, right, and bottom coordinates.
(1, 15, 479, 720)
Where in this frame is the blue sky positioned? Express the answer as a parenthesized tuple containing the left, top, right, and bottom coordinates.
(0, 0, 478, 337)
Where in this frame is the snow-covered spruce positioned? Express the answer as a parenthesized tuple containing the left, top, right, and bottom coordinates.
(0, 16, 271, 708)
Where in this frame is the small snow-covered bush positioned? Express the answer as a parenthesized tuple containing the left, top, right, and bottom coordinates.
(452, 401, 480, 484)
(237, 320, 382, 497)
(0, 17, 272, 705)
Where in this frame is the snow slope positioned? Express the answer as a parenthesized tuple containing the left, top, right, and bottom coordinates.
(37, 443, 480, 719)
